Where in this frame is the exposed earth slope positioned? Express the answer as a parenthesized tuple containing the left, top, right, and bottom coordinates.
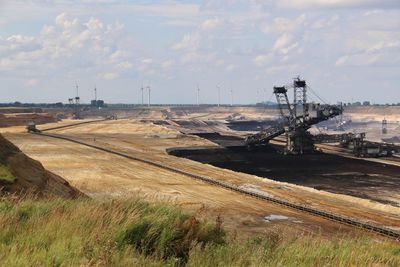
(0, 134, 82, 198)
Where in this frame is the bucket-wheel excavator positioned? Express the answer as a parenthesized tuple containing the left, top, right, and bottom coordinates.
(246, 77, 343, 154)
(245, 77, 399, 156)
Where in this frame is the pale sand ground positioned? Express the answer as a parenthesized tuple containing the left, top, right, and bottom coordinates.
(2, 118, 400, 237)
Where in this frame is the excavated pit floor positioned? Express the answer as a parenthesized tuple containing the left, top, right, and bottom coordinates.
(3, 116, 400, 237)
(169, 145, 400, 207)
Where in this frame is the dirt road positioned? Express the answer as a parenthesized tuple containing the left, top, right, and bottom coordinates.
(2, 119, 400, 237)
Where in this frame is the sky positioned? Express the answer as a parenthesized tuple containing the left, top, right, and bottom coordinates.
(0, 0, 399, 105)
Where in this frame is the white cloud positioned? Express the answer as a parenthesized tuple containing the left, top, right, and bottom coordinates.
(335, 55, 349, 66)
(253, 54, 273, 66)
(172, 32, 201, 51)
(335, 53, 382, 66)
(200, 17, 224, 30)
(363, 9, 384, 16)
(41, 25, 55, 35)
(85, 17, 104, 31)
(55, 12, 80, 33)
(161, 60, 174, 69)
(261, 14, 306, 33)
(117, 61, 133, 70)
(11, 1, 202, 18)
(355, 11, 400, 31)
(273, 33, 297, 53)
(24, 79, 38, 88)
(215, 59, 225, 66)
(141, 58, 153, 64)
(343, 30, 398, 52)
(122, 3, 201, 18)
(225, 64, 236, 71)
(1, 0, 399, 104)
(367, 40, 400, 53)
(0, 12, 131, 82)
(101, 72, 118, 80)
(275, 0, 400, 9)
(311, 15, 339, 29)
(109, 50, 128, 63)
(336, 42, 400, 67)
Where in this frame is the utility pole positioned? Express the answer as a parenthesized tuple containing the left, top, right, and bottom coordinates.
(147, 86, 151, 107)
(217, 85, 221, 107)
(230, 89, 233, 106)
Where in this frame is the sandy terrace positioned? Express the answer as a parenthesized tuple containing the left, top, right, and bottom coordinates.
(2, 119, 400, 237)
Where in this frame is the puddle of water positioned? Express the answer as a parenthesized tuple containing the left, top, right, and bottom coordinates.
(264, 214, 289, 222)
(264, 214, 304, 224)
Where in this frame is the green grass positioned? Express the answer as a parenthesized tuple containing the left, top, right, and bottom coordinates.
(0, 197, 398, 267)
(0, 134, 19, 183)
(0, 164, 15, 182)
(0, 134, 20, 165)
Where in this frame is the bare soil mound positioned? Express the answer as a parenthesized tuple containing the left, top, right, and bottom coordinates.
(0, 107, 58, 127)
(0, 134, 83, 198)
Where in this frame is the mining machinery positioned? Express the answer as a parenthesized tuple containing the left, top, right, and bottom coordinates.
(246, 77, 400, 157)
(26, 122, 41, 133)
(105, 115, 118, 120)
(246, 77, 342, 154)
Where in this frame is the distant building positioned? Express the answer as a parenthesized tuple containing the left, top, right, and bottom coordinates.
(363, 101, 371, 106)
(91, 100, 105, 108)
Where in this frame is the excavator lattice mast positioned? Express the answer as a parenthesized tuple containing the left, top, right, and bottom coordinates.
(246, 77, 342, 154)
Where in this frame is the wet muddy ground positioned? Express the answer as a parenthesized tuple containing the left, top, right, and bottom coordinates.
(169, 145, 400, 206)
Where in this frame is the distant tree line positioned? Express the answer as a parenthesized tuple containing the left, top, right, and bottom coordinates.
(344, 101, 400, 107)
(0, 101, 398, 108)
(0, 102, 65, 108)
(0, 101, 107, 108)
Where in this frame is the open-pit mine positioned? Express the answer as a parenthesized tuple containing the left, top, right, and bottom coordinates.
(1, 100, 400, 240)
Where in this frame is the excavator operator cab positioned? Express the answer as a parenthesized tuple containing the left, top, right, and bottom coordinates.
(273, 86, 287, 94)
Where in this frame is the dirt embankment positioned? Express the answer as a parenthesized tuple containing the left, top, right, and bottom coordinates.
(0, 134, 83, 198)
(0, 107, 58, 128)
(345, 106, 400, 122)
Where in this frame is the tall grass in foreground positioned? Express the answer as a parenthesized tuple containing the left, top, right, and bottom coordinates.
(0, 197, 399, 267)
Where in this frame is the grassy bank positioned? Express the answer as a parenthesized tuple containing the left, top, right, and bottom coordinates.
(0, 134, 18, 183)
(0, 197, 399, 266)
(0, 164, 14, 182)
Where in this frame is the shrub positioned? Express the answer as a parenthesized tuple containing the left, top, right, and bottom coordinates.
(0, 197, 398, 267)
(116, 207, 225, 262)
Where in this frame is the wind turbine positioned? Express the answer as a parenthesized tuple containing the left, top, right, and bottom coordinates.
(256, 89, 260, 105)
(147, 85, 151, 107)
(263, 88, 267, 106)
(230, 89, 233, 106)
(196, 85, 200, 106)
(216, 85, 221, 107)
(94, 84, 97, 102)
(141, 84, 144, 105)
(75, 81, 80, 104)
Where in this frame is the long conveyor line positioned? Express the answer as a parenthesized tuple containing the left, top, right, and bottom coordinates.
(40, 119, 109, 132)
(31, 131, 400, 241)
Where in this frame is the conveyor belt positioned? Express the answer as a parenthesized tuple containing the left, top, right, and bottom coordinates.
(32, 131, 400, 241)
